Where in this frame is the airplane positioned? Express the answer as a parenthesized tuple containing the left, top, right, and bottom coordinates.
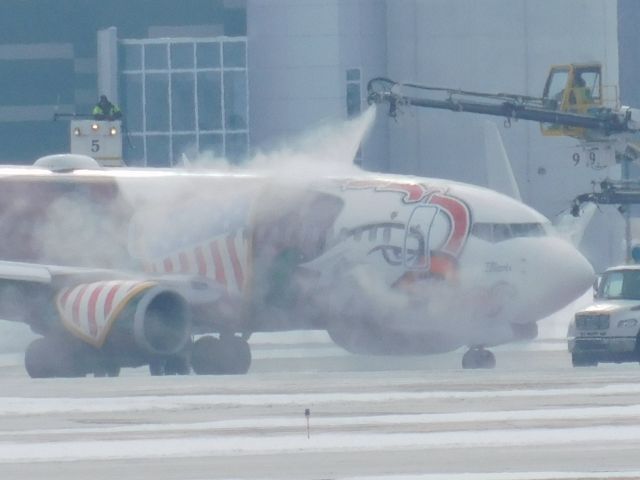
(0, 151, 594, 377)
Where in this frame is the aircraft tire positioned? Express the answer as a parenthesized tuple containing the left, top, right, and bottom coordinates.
(190, 336, 220, 375)
(25, 337, 56, 378)
(191, 335, 251, 375)
(94, 359, 121, 377)
(164, 355, 191, 375)
(217, 335, 251, 375)
(149, 358, 166, 376)
(25, 336, 84, 378)
(148, 355, 190, 376)
(462, 347, 496, 369)
(95, 366, 121, 377)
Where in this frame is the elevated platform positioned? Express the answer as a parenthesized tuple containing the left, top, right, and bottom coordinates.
(70, 119, 124, 167)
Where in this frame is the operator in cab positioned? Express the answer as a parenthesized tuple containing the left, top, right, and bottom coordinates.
(93, 95, 122, 120)
(570, 73, 593, 105)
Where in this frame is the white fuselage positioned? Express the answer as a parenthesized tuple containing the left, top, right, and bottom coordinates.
(0, 167, 595, 355)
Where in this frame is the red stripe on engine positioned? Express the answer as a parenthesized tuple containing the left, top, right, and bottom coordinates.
(195, 245, 207, 276)
(163, 258, 174, 273)
(210, 240, 226, 286)
(87, 285, 104, 337)
(103, 283, 120, 319)
(179, 252, 190, 273)
(226, 234, 244, 290)
(71, 285, 90, 325)
(59, 288, 72, 309)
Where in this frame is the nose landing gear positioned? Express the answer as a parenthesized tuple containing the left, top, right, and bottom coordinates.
(462, 346, 496, 369)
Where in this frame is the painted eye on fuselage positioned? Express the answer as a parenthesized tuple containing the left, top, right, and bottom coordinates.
(471, 222, 547, 243)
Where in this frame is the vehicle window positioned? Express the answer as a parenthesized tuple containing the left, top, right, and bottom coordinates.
(600, 272, 623, 298)
(621, 271, 640, 300)
(545, 69, 569, 101)
(574, 68, 601, 100)
(598, 270, 640, 300)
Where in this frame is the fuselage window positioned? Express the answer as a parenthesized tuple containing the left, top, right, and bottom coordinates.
(471, 222, 546, 243)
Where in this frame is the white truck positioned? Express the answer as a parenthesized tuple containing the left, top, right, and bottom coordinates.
(568, 265, 640, 367)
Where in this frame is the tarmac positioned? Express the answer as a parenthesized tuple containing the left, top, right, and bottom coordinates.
(1, 331, 640, 480)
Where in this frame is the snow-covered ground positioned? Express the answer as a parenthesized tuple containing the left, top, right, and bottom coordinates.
(0, 338, 639, 479)
(0, 289, 619, 479)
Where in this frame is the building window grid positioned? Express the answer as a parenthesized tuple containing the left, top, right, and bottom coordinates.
(346, 68, 363, 163)
(141, 43, 146, 162)
(346, 67, 362, 117)
(219, 40, 226, 159)
(193, 42, 200, 156)
(121, 37, 248, 166)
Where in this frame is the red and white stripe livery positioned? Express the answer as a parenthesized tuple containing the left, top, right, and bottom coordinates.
(143, 230, 248, 296)
(56, 280, 156, 347)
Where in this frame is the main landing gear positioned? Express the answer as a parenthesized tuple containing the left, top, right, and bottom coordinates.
(24, 332, 252, 378)
(462, 346, 496, 369)
(25, 336, 121, 378)
(189, 334, 251, 375)
(148, 334, 252, 376)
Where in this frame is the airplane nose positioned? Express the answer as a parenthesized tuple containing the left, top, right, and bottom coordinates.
(554, 241, 594, 299)
(523, 238, 595, 320)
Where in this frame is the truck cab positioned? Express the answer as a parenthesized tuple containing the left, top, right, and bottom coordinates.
(568, 265, 640, 367)
(541, 63, 604, 139)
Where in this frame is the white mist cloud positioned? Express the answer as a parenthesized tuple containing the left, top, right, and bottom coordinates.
(180, 105, 377, 180)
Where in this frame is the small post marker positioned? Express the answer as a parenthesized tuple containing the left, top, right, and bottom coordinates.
(305, 408, 311, 439)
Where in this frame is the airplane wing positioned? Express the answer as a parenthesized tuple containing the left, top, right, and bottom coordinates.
(0, 260, 127, 285)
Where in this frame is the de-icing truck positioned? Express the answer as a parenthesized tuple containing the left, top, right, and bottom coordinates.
(568, 264, 640, 366)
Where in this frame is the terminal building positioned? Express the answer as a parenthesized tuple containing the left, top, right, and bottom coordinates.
(0, 0, 637, 270)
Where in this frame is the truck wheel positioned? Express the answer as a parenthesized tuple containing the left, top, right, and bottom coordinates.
(571, 352, 598, 367)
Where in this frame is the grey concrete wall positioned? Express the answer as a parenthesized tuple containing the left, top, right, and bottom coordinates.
(247, 0, 387, 169)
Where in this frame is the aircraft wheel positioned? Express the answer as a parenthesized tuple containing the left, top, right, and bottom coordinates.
(25, 337, 57, 378)
(190, 336, 220, 375)
(149, 358, 166, 376)
(97, 366, 121, 377)
(462, 346, 496, 369)
(191, 335, 251, 375)
(571, 352, 598, 367)
(164, 355, 191, 375)
(217, 335, 251, 375)
(25, 336, 84, 378)
(105, 363, 121, 377)
(94, 359, 121, 377)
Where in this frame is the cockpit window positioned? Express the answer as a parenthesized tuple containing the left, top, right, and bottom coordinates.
(471, 222, 546, 243)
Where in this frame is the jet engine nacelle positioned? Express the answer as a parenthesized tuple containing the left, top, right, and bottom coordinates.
(130, 286, 192, 356)
(56, 280, 192, 358)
